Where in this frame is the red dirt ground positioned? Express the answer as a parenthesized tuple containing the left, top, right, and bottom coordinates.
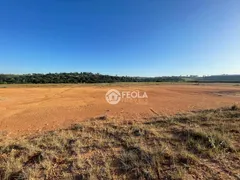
(0, 84, 239, 136)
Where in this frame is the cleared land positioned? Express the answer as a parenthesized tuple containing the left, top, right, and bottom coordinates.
(0, 84, 239, 135)
(0, 106, 239, 179)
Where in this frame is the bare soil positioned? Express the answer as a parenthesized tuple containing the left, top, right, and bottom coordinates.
(0, 84, 239, 135)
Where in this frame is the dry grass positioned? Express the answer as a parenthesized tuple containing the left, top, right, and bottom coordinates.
(0, 105, 239, 180)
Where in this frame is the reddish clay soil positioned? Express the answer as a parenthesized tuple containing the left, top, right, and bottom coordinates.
(0, 84, 239, 136)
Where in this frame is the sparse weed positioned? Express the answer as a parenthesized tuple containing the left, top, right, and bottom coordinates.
(0, 106, 239, 179)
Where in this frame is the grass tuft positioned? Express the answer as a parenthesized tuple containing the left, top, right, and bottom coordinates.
(231, 104, 239, 111)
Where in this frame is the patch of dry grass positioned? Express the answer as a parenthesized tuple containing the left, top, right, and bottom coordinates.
(0, 105, 239, 180)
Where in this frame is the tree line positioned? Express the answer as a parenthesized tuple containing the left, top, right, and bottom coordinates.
(0, 73, 184, 84)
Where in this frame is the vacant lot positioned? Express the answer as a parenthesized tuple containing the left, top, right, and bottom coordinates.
(0, 106, 239, 179)
(0, 84, 239, 135)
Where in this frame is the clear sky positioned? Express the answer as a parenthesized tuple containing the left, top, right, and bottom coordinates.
(0, 0, 239, 76)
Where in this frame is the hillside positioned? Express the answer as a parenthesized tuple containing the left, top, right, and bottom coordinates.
(188, 75, 240, 83)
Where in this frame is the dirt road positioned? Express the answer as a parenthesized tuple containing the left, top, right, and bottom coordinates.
(0, 84, 239, 135)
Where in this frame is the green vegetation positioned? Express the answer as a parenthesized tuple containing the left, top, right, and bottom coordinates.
(0, 73, 184, 84)
(1, 73, 240, 84)
(0, 106, 239, 179)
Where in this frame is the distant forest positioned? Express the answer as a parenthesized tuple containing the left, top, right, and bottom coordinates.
(0, 73, 239, 84)
(0, 73, 184, 84)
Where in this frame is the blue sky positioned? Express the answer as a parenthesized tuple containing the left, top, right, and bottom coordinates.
(0, 0, 239, 76)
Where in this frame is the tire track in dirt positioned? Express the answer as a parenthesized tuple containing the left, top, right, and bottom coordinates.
(0, 84, 240, 135)
(0, 88, 74, 129)
(19, 87, 73, 106)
